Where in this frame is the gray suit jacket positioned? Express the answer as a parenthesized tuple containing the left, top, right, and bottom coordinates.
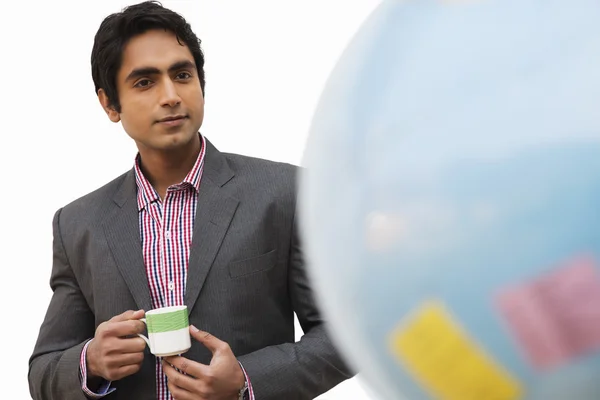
(28, 138, 353, 400)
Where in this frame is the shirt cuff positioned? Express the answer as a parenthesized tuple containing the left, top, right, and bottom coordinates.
(238, 361, 255, 400)
(79, 339, 115, 398)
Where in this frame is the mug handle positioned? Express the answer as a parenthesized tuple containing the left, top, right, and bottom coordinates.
(137, 318, 151, 349)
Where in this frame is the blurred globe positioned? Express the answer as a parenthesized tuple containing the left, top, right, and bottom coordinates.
(299, 1, 600, 399)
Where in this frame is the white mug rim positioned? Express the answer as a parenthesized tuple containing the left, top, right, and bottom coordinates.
(146, 305, 188, 316)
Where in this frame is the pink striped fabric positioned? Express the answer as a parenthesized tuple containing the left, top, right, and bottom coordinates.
(133, 134, 253, 400)
(134, 136, 204, 399)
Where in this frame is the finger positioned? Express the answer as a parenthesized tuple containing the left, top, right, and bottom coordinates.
(167, 381, 197, 400)
(110, 309, 145, 323)
(162, 359, 200, 391)
(162, 356, 207, 380)
(115, 363, 142, 380)
(118, 337, 147, 353)
(104, 320, 147, 337)
(188, 326, 228, 355)
(111, 352, 144, 367)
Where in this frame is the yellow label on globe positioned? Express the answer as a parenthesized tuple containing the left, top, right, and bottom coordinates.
(388, 301, 522, 400)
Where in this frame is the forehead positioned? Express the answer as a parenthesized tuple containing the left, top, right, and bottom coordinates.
(119, 29, 194, 78)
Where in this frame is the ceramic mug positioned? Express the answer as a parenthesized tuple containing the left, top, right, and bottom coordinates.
(138, 305, 191, 357)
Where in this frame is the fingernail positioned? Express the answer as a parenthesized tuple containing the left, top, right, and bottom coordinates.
(190, 325, 199, 332)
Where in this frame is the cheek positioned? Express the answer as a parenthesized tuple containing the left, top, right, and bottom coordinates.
(190, 95, 204, 123)
(184, 87, 204, 114)
(120, 104, 150, 137)
(120, 116, 141, 138)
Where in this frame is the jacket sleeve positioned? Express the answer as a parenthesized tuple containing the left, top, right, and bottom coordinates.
(28, 208, 97, 400)
(237, 207, 356, 399)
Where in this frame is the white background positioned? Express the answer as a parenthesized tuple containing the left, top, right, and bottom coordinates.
(0, 1, 382, 398)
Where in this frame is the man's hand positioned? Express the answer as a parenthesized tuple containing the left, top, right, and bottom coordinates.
(162, 325, 245, 400)
(87, 309, 147, 381)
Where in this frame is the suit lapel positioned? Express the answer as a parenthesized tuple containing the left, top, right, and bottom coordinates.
(185, 139, 239, 314)
(103, 170, 154, 312)
(100, 138, 238, 314)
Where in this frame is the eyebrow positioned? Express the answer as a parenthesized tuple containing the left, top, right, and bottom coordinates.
(124, 60, 197, 83)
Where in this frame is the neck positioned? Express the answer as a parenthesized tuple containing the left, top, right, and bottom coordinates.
(138, 134, 201, 199)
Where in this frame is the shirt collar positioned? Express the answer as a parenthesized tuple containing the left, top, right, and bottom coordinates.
(134, 133, 206, 211)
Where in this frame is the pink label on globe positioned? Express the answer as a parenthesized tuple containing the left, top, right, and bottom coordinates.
(495, 255, 600, 370)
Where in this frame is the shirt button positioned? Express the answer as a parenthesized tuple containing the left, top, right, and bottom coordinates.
(168, 281, 174, 291)
(165, 230, 171, 240)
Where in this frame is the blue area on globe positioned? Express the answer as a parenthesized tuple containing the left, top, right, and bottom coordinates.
(299, 1, 600, 399)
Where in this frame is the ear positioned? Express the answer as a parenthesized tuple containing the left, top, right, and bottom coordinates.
(98, 88, 121, 123)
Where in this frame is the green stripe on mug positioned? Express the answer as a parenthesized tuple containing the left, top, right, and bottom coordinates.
(147, 309, 189, 333)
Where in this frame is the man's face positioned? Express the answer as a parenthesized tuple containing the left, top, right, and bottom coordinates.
(102, 29, 204, 153)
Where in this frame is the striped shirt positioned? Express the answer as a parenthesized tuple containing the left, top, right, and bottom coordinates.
(80, 134, 254, 400)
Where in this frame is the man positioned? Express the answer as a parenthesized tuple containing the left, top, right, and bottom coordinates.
(28, 1, 353, 399)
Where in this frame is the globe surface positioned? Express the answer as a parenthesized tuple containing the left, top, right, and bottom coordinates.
(299, 1, 600, 399)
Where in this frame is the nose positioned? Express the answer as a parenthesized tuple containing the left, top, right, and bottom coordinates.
(159, 79, 182, 108)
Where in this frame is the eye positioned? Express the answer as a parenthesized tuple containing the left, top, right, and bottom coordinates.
(134, 79, 152, 88)
(176, 72, 192, 80)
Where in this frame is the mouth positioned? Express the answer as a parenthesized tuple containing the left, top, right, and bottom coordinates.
(157, 115, 187, 123)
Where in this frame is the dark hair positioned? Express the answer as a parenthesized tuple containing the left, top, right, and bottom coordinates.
(91, 1, 205, 112)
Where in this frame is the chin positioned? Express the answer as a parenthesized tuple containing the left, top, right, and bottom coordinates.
(159, 130, 197, 149)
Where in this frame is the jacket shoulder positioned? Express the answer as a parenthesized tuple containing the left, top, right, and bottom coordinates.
(57, 170, 132, 222)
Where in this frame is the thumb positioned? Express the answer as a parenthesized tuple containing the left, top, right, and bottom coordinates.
(190, 325, 222, 354)
(111, 309, 145, 322)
